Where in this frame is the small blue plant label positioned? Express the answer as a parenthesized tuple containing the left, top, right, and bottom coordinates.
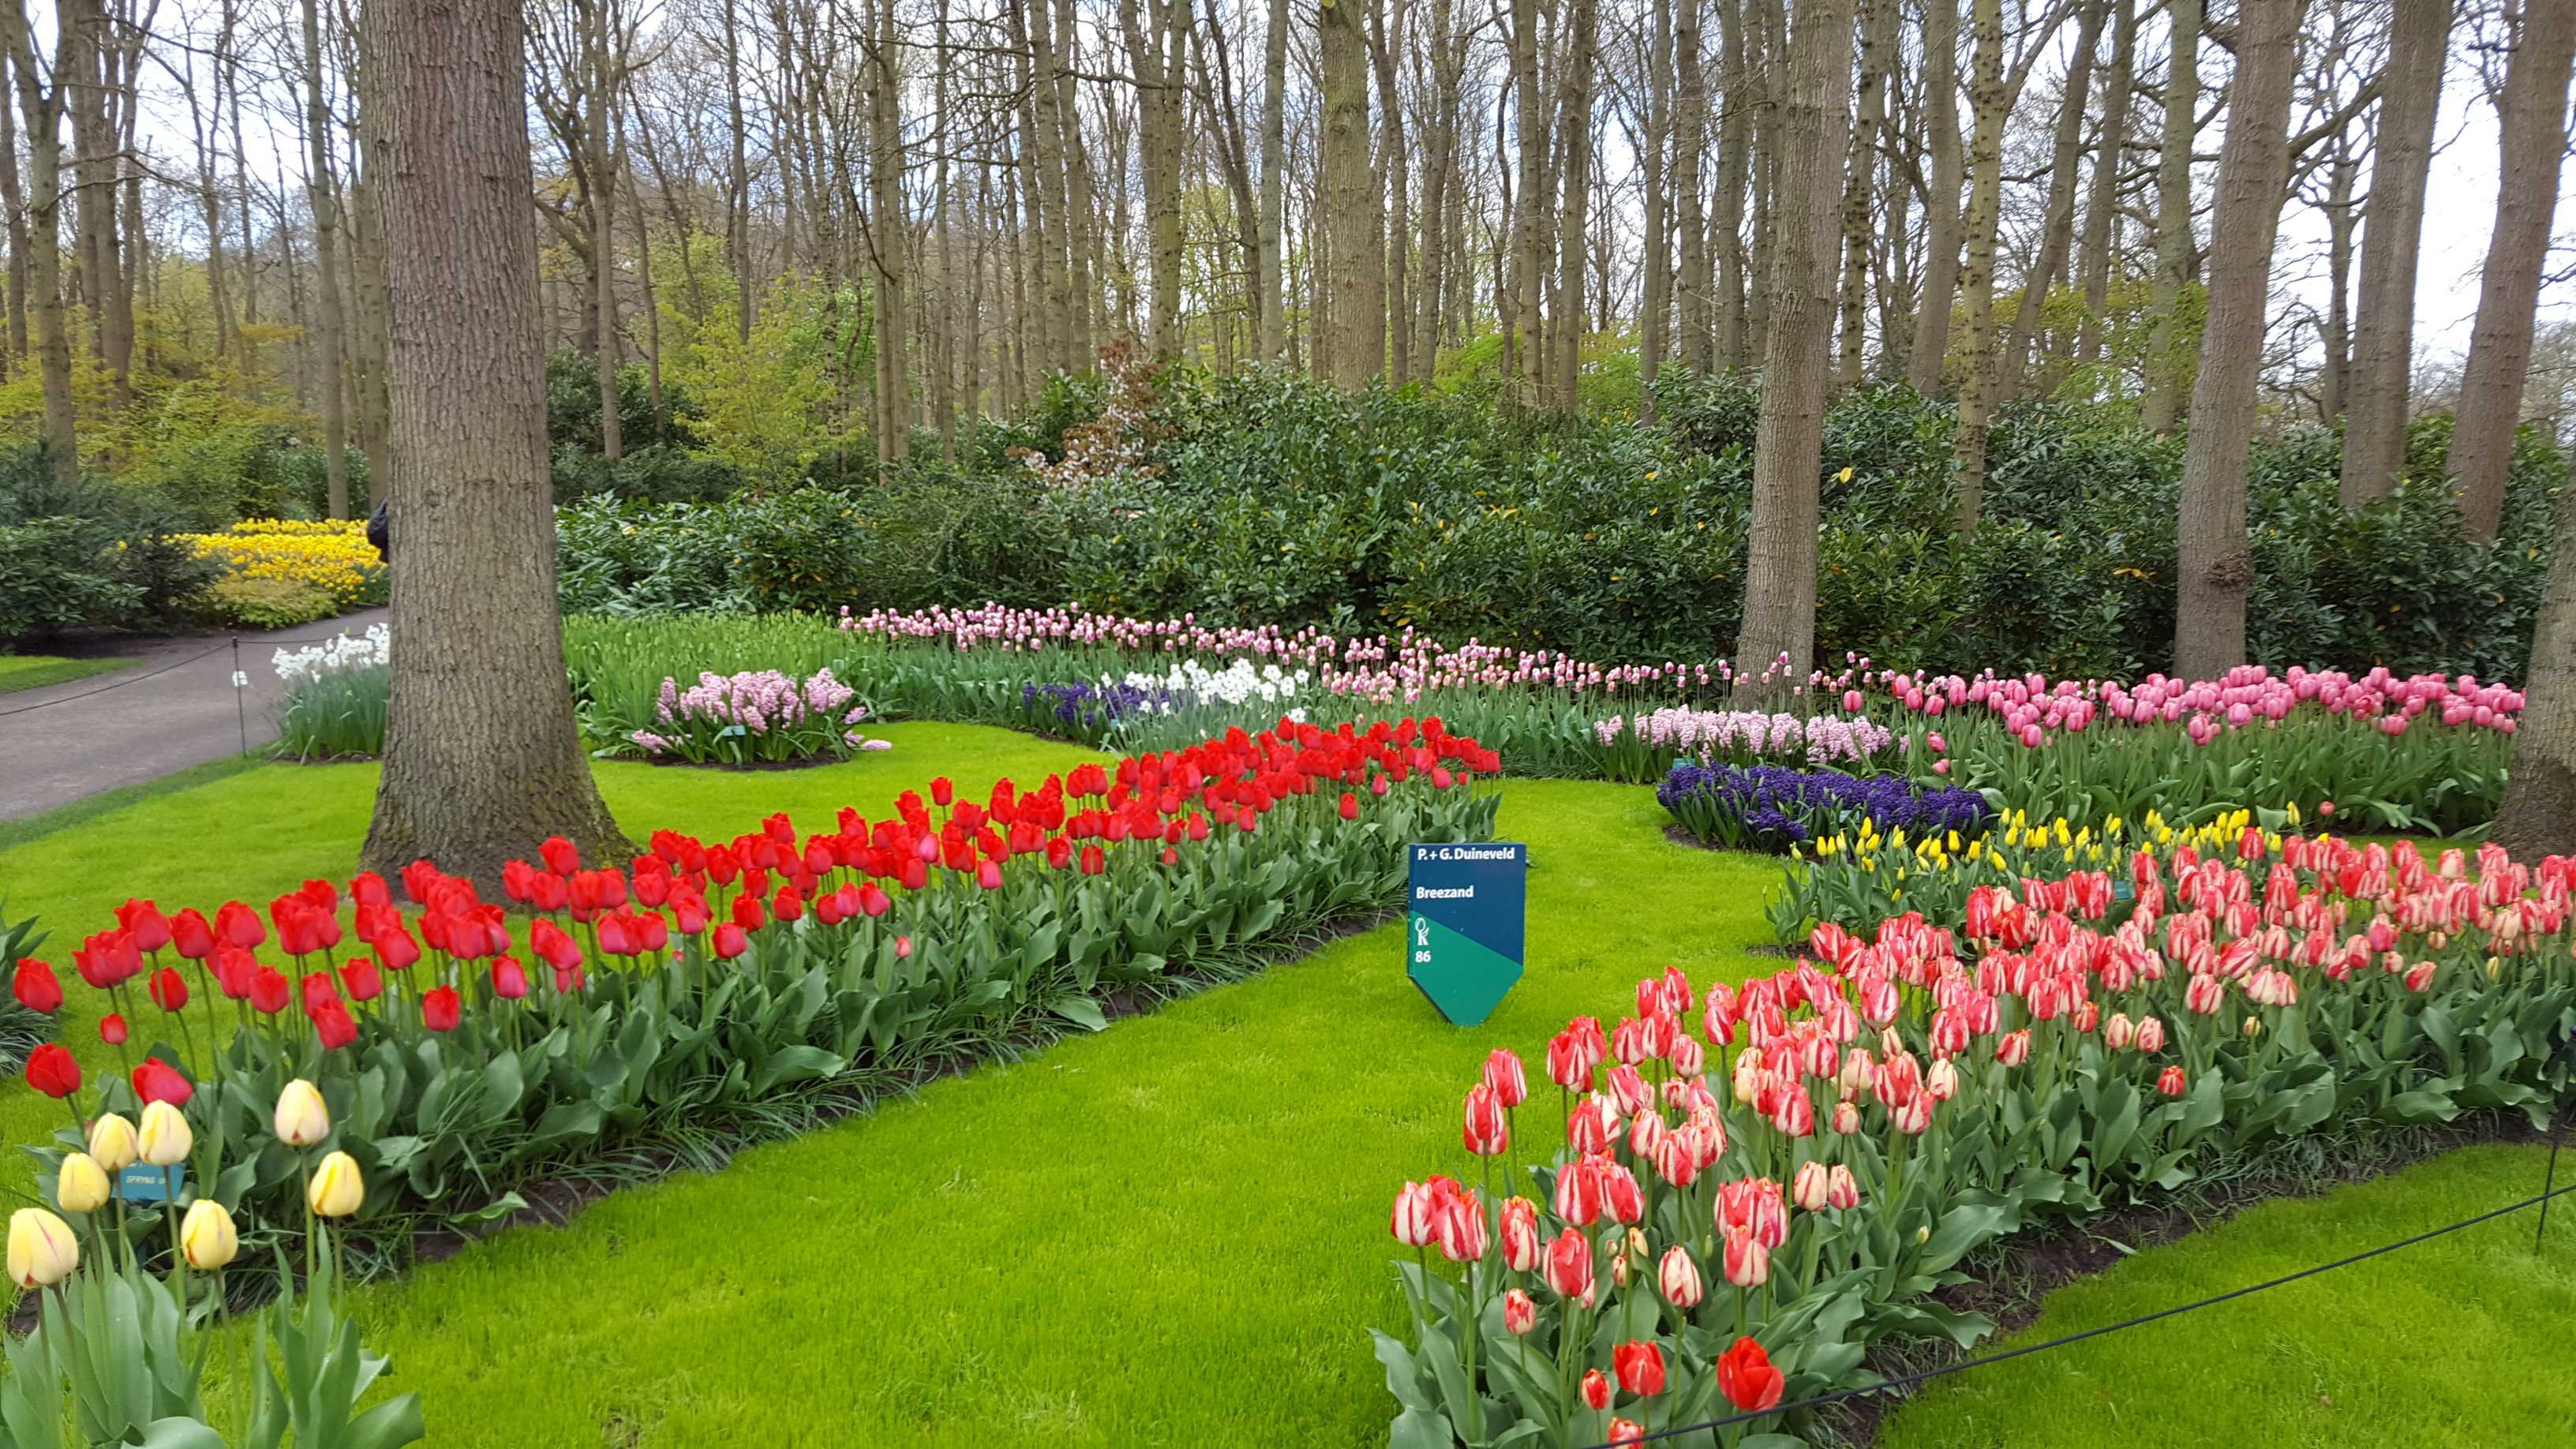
(118, 1163, 185, 1202)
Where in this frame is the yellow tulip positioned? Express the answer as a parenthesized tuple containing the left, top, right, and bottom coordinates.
(307, 1151, 365, 1218)
(8, 1208, 78, 1288)
(87, 1114, 139, 1172)
(54, 1153, 110, 1215)
(139, 1101, 193, 1167)
(274, 1080, 331, 1146)
(181, 1200, 240, 1271)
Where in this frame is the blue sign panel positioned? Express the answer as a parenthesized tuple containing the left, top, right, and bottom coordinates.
(118, 1163, 185, 1202)
(1407, 842, 1527, 1026)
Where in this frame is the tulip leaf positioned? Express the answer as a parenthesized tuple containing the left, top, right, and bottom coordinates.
(137, 1418, 229, 1449)
(1050, 994, 1110, 1032)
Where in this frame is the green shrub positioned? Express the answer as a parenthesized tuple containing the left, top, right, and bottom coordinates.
(204, 574, 339, 628)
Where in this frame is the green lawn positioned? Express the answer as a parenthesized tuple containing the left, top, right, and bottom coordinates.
(0, 653, 139, 695)
(0, 730, 2566, 1446)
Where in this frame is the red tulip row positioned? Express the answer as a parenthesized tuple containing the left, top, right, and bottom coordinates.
(1377, 832, 2576, 1447)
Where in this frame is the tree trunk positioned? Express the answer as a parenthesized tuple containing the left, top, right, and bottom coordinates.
(1712, 0, 1751, 370)
(1905, 0, 1962, 393)
(301, 0, 353, 518)
(1642, 0, 1673, 417)
(363, 0, 628, 892)
(1735, 0, 1854, 698)
(2451, 0, 2575, 541)
(2002, 0, 2102, 395)
(2338, 0, 2451, 506)
(869, 0, 906, 462)
(1320, 0, 1372, 387)
(2140, 0, 2200, 436)
(1948, 0, 2006, 536)
(2, 9, 73, 484)
(1556, 0, 1597, 406)
(1837, 0, 1889, 386)
(1675, 0, 1709, 372)
(2495, 460, 2576, 855)
(1509, 0, 1544, 400)
(1259, 0, 1287, 361)
(2172, 0, 2306, 680)
(2073, 0, 2134, 368)
(0, 53, 26, 370)
(2319, 148, 2357, 421)
(722, 0, 751, 342)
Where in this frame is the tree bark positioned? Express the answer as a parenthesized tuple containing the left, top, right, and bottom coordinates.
(2451, 0, 2576, 541)
(1258, 0, 1287, 361)
(2140, 0, 2200, 436)
(2, 6, 73, 484)
(1712, 0, 1752, 371)
(1642, 0, 1674, 416)
(2495, 459, 2576, 855)
(1320, 0, 1373, 387)
(1735, 0, 1854, 698)
(2172, 0, 2307, 680)
(1837, 0, 1889, 386)
(2338, 0, 2451, 507)
(301, 0, 353, 517)
(2002, 0, 2103, 395)
(2073, 0, 2134, 368)
(1905, 0, 1963, 393)
(363, 0, 628, 892)
(1948, 0, 2007, 535)
(1556, 0, 1598, 406)
(1675, 0, 1709, 372)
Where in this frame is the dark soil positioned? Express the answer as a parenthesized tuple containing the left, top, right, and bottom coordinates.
(640, 751, 846, 772)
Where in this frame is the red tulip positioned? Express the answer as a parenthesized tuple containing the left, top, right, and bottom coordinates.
(1390, 1179, 1437, 1247)
(553, 962, 585, 994)
(977, 860, 1004, 890)
(1080, 846, 1106, 876)
(148, 967, 189, 1013)
(1462, 1084, 1509, 1157)
(1614, 1340, 1665, 1396)
(1501, 1288, 1537, 1335)
(930, 777, 955, 807)
(132, 1057, 193, 1106)
(711, 923, 751, 960)
(300, 971, 341, 1016)
(350, 871, 391, 909)
(1826, 1163, 1861, 1210)
(1607, 1421, 1644, 1446)
(168, 908, 216, 960)
(249, 968, 290, 1015)
(1721, 1224, 1768, 1287)
(313, 1000, 358, 1050)
(24, 1043, 80, 1099)
(491, 957, 530, 1000)
(12, 959, 62, 1014)
(214, 900, 265, 949)
(540, 835, 581, 875)
(1339, 792, 1359, 820)
(897, 935, 913, 958)
(1500, 1196, 1543, 1271)
(339, 958, 383, 1003)
(2158, 1065, 2188, 1097)
(530, 919, 583, 971)
(115, 899, 172, 954)
(1580, 1368, 1612, 1411)
(1544, 1227, 1594, 1305)
(731, 892, 766, 932)
(1482, 1047, 1528, 1108)
(1601, 1161, 1645, 1225)
(1432, 1188, 1488, 1264)
(99, 1013, 128, 1046)
(1994, 1030, 2032, 1067)
(1717, 1336, 1784, 1412)
(421, 985, 462, 1032)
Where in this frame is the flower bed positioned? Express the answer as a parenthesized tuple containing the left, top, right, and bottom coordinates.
(183, 519, 388, 627)
(271, 623, 391, 761)
(629, 668, 889, 764)
(1658, 765, 1990, 853)
(1594, 710, 1898, 784)
(14, 716, 1501, 1271)
(1375, 829, 2576, 1447)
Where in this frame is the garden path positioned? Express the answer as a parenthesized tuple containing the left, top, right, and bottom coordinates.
(0, 608, 387, 821)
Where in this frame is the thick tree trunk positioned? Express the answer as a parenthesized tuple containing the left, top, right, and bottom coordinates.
(2338, 0, 2451, 507)
(1556, 0, 1597, 406)
(1712, 0, 1751, 371)
(1675, 0, 1709, 372)
(363, 0, 627, 892)
(1259, 0, 1287, 361)
(2452, 0, 2576, 542)
(1948, 0, 2006, 536)
(1837, 0, 1889, 386)
(2140, 0, 2200, 436)
(870, 0, 906, 462)
(1369, 0, 1409, 384)
(2495, 472, 2576, 855)
(1735, 0, 1855, 698)
(1905, 0, 1962, 393)
(1509, 0, 1543, 399)
(2172, 0, 2306, 680)
(2319, 148, 2357, 421)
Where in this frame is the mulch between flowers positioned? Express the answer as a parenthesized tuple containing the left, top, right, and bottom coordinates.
(1820, 1110, 2553, 1445)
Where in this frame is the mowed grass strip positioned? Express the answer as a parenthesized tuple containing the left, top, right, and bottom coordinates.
(0, 654, 140, 696)
(1875, 1141, 2576, 1449)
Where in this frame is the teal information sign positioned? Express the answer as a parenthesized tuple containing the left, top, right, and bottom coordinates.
(1407, 842, 1526, 1026)
(118, 1163, 184, 1202)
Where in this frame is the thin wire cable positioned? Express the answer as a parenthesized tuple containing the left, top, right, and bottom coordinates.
(1583, 1175, 2576, 1448)
(0, 619, 385, 721)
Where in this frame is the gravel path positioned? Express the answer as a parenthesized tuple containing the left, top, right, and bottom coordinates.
(0, 608, 389, 822)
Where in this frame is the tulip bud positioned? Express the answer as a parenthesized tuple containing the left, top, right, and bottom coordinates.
(1924, 1058, 1959, 1102)
(307, 1150, 365, 1218)
(138, 1100, 193, 1166)
(87, 1113, 139, 1172)
(2158, 1065, 2188, 1097)
(181, 1200, 239, 1271)
(1658, 1245, 1704, 1309)
(1825, 1163, 1861, 1210)
(274, 1079, 331, 1146)
(53, 1153, 110, 1215)
(2243, 1015, 2263, 1039)
(1830, 1100, 1860, 1135)
(2135, 1015, 2167, 1053)
(1614, 1339, 1667, 1397)
(1792, 1160, 1831, 1212)
(1502, 1287, 1537, 1335)
(7, 1208, 78, 1288)
(1581, 1368, 1613, 1411)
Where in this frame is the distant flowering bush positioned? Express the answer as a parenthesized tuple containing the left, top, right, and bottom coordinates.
(631, 668, 887, 764)
(1659, 765, 1990, 852)
(184, 519, 387, 612)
